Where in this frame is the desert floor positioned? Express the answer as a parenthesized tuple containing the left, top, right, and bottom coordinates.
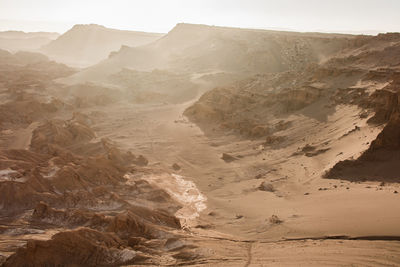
(76, 99, 400, 266)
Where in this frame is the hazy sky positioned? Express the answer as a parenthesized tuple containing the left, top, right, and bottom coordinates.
(0, 0, 399, 34)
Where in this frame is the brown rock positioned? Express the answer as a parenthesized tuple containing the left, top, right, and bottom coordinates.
(133, 155, 148, 166)
(172, 163, 181, 171)
(258, 182, 275, 192)
(221, 153, 238, 163)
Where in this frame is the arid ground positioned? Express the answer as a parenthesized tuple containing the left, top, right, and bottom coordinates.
(1, 23, 400, 266)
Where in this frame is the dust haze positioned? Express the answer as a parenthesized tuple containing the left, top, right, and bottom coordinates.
(1, 1, 400, 266)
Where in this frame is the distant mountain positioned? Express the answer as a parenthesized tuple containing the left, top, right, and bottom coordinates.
(0, 49, 75, 82)
(0, 31, 59, 39)
(63, 23, 357, 84)
(41, 24, 164, 67)
(0, 31, 59, 52)
(0, 49, 49, 66)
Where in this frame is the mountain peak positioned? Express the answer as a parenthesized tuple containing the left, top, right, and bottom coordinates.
(71, 24, 106, 30)
(41, 24, 163, 67)
(170, 23, 214, 32)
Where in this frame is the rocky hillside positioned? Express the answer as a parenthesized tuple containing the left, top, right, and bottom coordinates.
(64, 23, 357, 84)
(0, 52, 204, 266)
(185, 32, 400, 181)
(41, 24, 163, 67)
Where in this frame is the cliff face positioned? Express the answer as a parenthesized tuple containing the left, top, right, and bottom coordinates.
(326, 91, 400, 181)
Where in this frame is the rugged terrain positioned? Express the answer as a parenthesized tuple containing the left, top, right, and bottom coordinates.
(41, 24, 164, 67)
(185, 32, 400, 183)
(0, 51, 202, 266)
(63, 23, 356, 84)
(1, 24, 400, 266)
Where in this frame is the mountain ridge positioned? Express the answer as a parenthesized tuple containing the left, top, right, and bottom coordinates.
(41, 24, 164, 67)
(63, 22, 360, 84)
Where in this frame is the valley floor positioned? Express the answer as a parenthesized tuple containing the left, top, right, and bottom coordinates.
(83, 101, 400, 266)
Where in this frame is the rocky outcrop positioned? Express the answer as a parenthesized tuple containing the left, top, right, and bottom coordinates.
(32, 202, 180, 239)
(3, 228, 141, 267)
(0, 112, 182, 264)
(366, 89, 400, 124)
(326, 111, 400, 181)
(221, 153, 238, 163)
(184, 71, 326, 138)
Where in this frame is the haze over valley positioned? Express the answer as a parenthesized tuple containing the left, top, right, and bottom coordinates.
(1, 1, 400, 266)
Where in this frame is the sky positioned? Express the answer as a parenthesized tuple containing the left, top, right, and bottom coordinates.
(0, 0, 399, 34)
